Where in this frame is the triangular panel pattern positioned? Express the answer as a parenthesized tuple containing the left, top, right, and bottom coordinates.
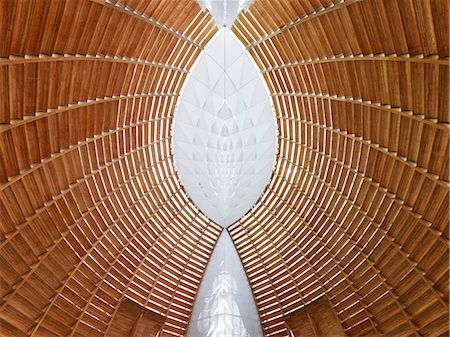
(197, 0, 254, 28)
(187, 232, 264, 337)
(172, 28, 277, 227)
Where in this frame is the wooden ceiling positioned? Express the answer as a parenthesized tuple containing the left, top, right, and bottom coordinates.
(0, 1, 221, 336)
(0, 1, 448, 337)
(229, 0, 449, 336)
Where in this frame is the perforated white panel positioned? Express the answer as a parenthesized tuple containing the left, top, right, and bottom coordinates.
(172, 28, 277, 227)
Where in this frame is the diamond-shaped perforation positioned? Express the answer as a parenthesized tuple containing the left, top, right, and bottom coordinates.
(173, 28, 277, 227)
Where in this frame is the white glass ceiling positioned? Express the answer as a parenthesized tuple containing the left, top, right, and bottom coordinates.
(197, 0, 254, 28)
(172, 28, 277, 228)
(187, 232, 264, 337)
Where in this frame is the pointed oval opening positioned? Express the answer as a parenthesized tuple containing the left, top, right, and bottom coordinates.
(172, 28, 277, 227)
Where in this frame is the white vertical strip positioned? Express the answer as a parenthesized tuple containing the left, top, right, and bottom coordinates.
(187, 232, 263, 337)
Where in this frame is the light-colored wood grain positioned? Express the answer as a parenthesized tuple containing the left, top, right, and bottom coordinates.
(0, 1, 220, 337)
(0, 1, 448, 337)
(230, 0, 449, 336)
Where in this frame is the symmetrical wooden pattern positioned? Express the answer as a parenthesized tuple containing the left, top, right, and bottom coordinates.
(229, 1, 449, 336)
(1, 1, 449, 337)
(0, 1, 221, 337)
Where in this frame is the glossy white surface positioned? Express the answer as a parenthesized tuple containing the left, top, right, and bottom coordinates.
(186, 232, 263, 337)
(172, 28, 277, 227)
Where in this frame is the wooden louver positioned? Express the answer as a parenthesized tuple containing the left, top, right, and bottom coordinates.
(284, 297, 346, 337)
(0, 1, 221, 337)
(106, 299, 165, 337)
(0, 1, 449, 337)
(229, 0, 449, 336)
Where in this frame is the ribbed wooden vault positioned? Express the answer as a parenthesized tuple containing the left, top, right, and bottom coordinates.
(0, 1, 221, 336)
(0, 1, 448, 337)
(229, 1, 449, 336)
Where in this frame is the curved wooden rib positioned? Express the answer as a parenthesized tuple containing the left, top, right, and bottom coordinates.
(229, 0, 449, 336)
(0, 1, 220, 337)
(0, 1, 448, 337)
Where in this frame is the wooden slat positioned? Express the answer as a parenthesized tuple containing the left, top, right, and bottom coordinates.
(0, 1, 219, 337)
(230, 0, 449, 336)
